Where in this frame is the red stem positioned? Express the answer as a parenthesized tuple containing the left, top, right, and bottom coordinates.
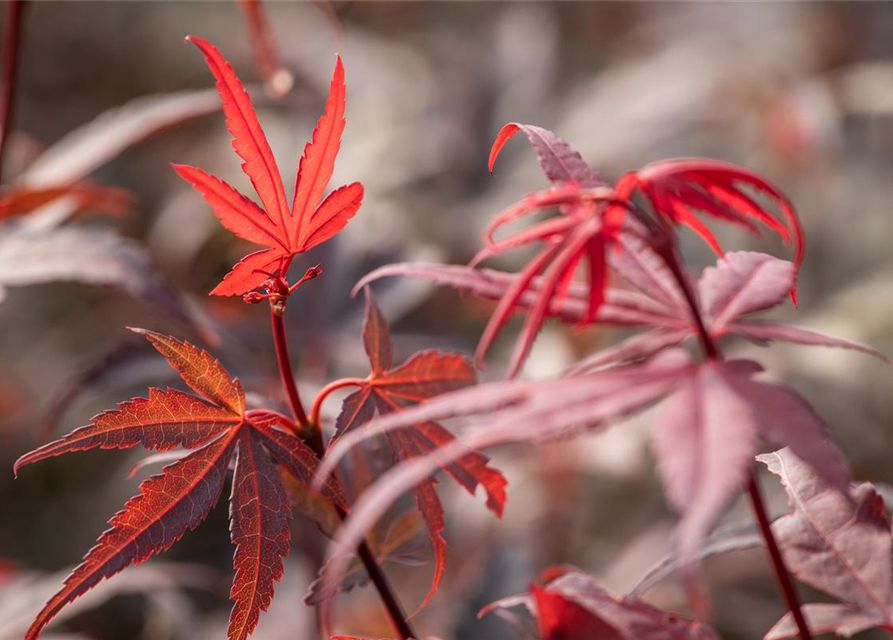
(267, 302, 416, 640)
(747, 473, 814, 640)
(309, 377, 366, 427)
(656, 231, 812, 640)
(0, 0, 26, 182)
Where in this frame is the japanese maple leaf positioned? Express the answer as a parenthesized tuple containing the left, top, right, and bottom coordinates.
(481, 569, 721, 640)
(483, 123, 621, 377)
(358, 246, 887, 374)
(13, 329, 347, 640)
(327, 288, 507, 611)
(173, 36, 363, 296)
(615, 158, 804, 302)
(652, 358, 850, 566)
(759, 448, 893, 639)
(480, 124, 805, 375)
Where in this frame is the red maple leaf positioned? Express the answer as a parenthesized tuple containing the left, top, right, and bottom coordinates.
(173, 36, 362, 296)
(481, 123, 806, 376)
(14, 329, 347, 640)
(326, 288, 507, 611)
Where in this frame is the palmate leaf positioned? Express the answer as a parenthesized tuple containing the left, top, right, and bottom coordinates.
(174, 36, 363, 296)
(315, 340, 853, 614)
(324, 289, 506, 612)
(481, 570, 721, 640)
(759, 448, 893, 639)
(14, 330, 346, 640)
(652, 358, 850, 565)
(312, 350, 690, 634)
(357, 247, 889, 374)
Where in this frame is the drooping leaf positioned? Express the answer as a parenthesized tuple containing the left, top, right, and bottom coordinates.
(21, 90, 220, 190)
(14, 330, 345, 640)
(488, 123, 607, 188)
(0, 226, 206, 338)
(177, 37, 362, 296)
(652, 359, 849, 567)
(759, 448, 893, 639)
(622, 159, 805, 301)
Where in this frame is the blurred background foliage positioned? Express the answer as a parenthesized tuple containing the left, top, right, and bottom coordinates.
(2, 2, 893, 639)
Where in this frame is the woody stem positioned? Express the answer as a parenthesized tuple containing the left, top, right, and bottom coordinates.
(655, 233, 813, 640)
(268, 302, 416, 640)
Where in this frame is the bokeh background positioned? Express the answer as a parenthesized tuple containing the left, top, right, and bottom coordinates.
(2, 2, 893, 639)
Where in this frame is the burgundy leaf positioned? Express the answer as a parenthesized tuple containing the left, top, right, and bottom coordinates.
(727, 321, 891, 363)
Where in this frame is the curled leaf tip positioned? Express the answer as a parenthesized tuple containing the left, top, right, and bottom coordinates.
(488, 123, 521, 174)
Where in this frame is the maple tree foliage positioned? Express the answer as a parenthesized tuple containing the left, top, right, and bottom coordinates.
(473, 124, 807, 376)
(14, 329, 347, 640)
(319, 288, 507, 612)
(759, 448, 893, 639)
(481, 568, 721, 640)
(174, 36, 363, 296)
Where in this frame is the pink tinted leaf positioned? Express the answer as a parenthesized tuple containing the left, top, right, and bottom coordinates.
(721, 369, 850, 493)
(566, 328, 689, 375)
(0, 227, 202, 335)
(758, 448, 893, 636)
(484, 571, 721, 640)
(488, 123, 606, 188)
(698, 252, 794, 329)
(186, 36, 290, 233)
(766, 603, 883, 640)
(727, 321, 891, 363)
(355, 262, 679, 328)
(22, 90, 219, 189)
(609, 232, 685, 312)
(651, 362, 759, 563)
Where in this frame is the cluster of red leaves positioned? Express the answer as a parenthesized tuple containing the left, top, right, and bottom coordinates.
(481, 124, 805, 376)
(174, 35, 362, 297)
(14, 330, 347, 640)
(323, 288, 507, 612)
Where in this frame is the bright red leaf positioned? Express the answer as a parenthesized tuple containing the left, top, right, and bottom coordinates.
(174, 36, 362, 296)
(14, 329, 347, 640)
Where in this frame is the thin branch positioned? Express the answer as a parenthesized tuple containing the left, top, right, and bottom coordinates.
(747, 472, 814, 640)
(268, 300, 417, 640)
(0, 0, 26, 182)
